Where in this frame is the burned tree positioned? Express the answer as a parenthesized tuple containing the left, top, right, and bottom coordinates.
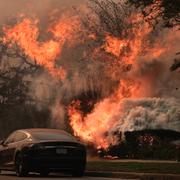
(87, 0, 131, 37)
(0, 36, 50, 137)
(170, 52, 180, 71)
(0, 41, 39, 107)
(128, 0, 180, 28)
(86, 0, 180, 73)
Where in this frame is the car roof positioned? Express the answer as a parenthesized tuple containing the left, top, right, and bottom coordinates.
(11, 128, 78, 143)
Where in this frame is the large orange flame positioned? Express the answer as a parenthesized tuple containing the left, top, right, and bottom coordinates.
(3, 15, 82, 80)
(68, 10, 168, 149)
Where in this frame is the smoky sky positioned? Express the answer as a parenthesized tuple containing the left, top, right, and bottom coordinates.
(0, 0, 85, 24)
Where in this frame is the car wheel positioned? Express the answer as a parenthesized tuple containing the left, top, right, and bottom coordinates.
(40, 169, 49, 177)
(72, 167, 85, 177)
(15, 153, 28, 177)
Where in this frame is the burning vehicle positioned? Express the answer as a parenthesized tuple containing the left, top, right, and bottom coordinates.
(0, 129, 86, 177)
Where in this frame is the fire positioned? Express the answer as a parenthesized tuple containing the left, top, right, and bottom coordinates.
(104, 35, 127, 57)
(68, 100, 119, 149)
(3, 18, 64, 79)
(1, 1, 178, 150)
(49, 15, 81, 44)
(68, 7, 168, 149)
(68, 80, 144, 149)
(3, 15, 82, 80)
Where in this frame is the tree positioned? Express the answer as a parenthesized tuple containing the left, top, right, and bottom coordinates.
(87, 0, 131, 37)
(128, 0, 180, 70)
(170, 53, 180, 71)
(0, 35, 51, 137)
(128, 0, 180, 28)
(0, 39, 40, 107)
(86, 0, 180, 79)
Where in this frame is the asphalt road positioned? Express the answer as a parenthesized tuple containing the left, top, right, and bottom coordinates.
(0, 171, 135, 180)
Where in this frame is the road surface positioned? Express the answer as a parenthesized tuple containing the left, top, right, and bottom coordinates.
(0, 171, 136, 180)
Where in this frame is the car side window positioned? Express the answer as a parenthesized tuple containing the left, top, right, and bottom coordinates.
(4, 132, 16, 144)
(14, 132, 27, 142)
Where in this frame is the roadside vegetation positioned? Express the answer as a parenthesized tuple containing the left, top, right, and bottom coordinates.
(87, 161, 180, 174)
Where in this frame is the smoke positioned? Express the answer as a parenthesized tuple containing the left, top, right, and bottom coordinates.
(128, 29, 180, 99)
(114, 98, 180, 133)
(0, 0, 84, 23)
(78, 97, 179, 147)
(66, 1, 179, 148)
(70, 26, 180, 148)
(29, 39, 116, 129)
(1, 0, 179, 148)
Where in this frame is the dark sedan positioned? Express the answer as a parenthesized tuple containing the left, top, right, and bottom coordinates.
(0, 128, 86, 177)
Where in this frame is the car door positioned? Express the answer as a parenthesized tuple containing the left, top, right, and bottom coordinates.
(8, 131, 29, 169)
(0, 132, 16, 169)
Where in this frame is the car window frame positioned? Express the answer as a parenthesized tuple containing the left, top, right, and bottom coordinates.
(4, 131, 16, 145)
(14, 131, 28, 143)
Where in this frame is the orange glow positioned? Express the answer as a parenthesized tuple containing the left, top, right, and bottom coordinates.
(68, 79, 143, 149)
(104, 35, 127, 57)
(68, 8, 167, 149)
(68, 100, 119, 149)
(49, 15, 82, 46)
(3, 18, 65, 79)
(3, 15, 82, 80)
(103, 14, 154, 65)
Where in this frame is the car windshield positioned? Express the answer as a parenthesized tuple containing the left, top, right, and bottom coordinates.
(31, 131, 75, 141)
